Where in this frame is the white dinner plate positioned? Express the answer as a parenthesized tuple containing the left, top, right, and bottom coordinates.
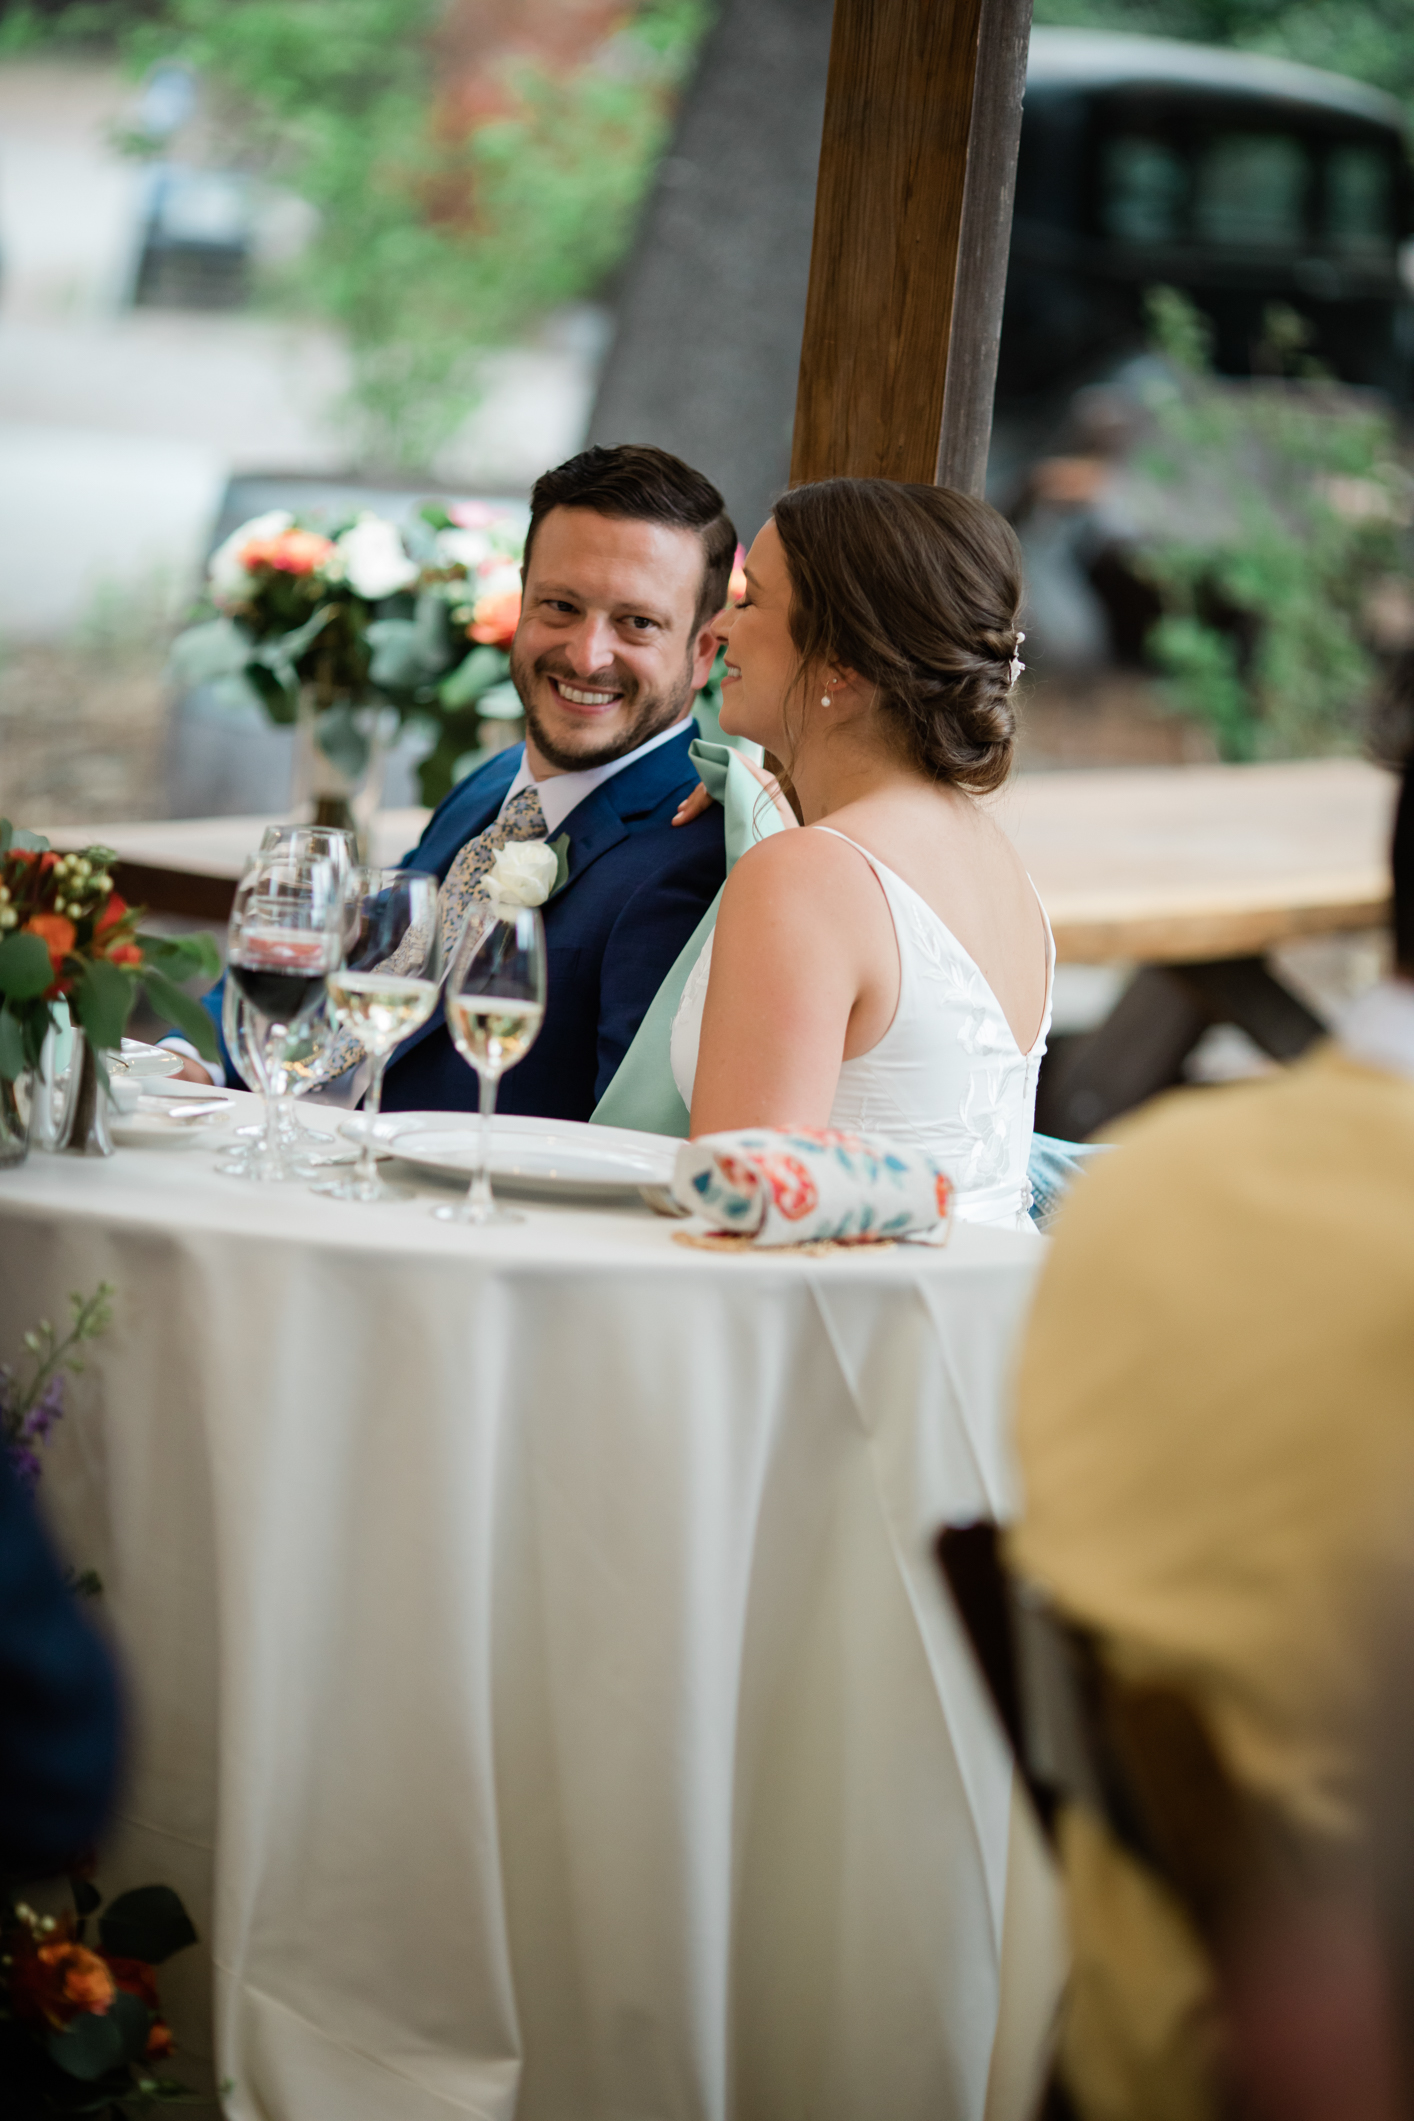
(110, 1113, 207, 1150)
(113, 1042, 184, 1081)
(341, 1111, 678, 1200)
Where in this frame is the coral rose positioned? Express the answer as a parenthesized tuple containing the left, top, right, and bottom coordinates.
(93, 896, 141, 966)
(240, 528, 334, 577)
(12, 1939, 116, 2028)
(468, 588, 521, 647)
(24, 912, 76, 972)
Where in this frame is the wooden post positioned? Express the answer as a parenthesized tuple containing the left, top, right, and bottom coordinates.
(790, 0, 1033, 501)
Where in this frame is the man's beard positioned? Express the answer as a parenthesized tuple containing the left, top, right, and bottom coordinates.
(512, 644, 696, 773)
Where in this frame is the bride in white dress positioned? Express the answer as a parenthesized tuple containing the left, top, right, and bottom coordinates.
(667, 478, 1053, 1233)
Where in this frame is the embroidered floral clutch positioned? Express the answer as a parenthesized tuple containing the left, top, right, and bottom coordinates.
(671, 1127, 953, 1247)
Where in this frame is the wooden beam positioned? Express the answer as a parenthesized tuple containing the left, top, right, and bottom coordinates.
(937, 0, 1033, 493)
(790, 0, 1033, 500)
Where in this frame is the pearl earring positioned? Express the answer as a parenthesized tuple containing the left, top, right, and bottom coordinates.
(820, 674, 837, 707)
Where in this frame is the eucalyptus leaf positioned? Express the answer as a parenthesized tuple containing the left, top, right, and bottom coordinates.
(208, 670, 272, 718)
(365, 618, 426, 690)
(141, 969, 219, 1061)
(47, 2006, 126, 2081)
(314, 704, 370, 781)
(0, 930, 55, 1001)
(0, 816, 9, 855)
(439, 644, 509, 710)
(251, 601, 338, 672)
(9, 826, 50, 852)
(165, 616, 250, 689)
(140, 931, 221, 984)
(100, 1883, 199, 1965)
(72, 958, 135, 1055)
(477, 680, 524, 722)
(0, 1003, 26, 1080)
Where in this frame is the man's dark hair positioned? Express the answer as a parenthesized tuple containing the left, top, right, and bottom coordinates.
(1394, 750, 1414, 973)
(524, 444, 736, 633)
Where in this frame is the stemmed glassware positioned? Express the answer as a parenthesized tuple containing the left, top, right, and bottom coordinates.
(437, 900, 547, 1225)
(259, 822, 356, 873)
(312, 868, 442, 1205)
(220, 857, 344, 1181)
(217, 861, 377, 1173)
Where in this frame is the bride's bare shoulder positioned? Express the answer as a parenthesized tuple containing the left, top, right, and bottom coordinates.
(720, 825, 869, 909)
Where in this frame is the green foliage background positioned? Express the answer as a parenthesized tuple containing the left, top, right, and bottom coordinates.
(1030, 0, 1414, 119)
(111, 0, 713, 468)
(1131, 291, 1411, 758)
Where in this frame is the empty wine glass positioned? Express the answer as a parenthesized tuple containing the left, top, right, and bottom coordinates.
(312, 868, 442, 1205)
(436, 900, 547, 1225)
(222, 857, 344, 1181)
(259, 823, 356, 876)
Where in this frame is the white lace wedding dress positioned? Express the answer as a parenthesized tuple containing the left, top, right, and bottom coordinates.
(669, 827, 1055, 1231)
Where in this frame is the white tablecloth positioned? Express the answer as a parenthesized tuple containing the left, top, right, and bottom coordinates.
(0, 1101, 1062, 2121)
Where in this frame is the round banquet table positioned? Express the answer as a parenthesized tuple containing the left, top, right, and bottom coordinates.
(0, 1097, 1064, 2121)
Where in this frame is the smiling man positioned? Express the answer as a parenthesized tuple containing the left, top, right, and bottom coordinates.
(377, 444, 734, 1120)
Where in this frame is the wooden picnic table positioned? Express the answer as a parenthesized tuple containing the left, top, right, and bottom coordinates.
(47, 756, 1399, 1134)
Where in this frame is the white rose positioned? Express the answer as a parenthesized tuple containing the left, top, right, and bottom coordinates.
(484, 839, 559, 907)
(435, 526, 491, 571)
(475, 559, 522, 601)
(336, 513, 419, 601)
(208, 509, 292, 608)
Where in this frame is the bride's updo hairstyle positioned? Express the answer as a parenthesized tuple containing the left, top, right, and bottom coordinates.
(772, 478, 1025, 794)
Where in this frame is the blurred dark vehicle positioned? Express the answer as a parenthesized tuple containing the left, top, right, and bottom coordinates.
(1001, 31, 1414, 425)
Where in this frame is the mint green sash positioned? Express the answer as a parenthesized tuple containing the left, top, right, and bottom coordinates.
(590, 702, 785, 1136)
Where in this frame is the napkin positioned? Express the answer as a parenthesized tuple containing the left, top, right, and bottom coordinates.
(672, 1127, 953, 1246)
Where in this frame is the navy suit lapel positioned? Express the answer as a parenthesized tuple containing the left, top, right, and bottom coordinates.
(390, 727, 699, 1070)
(548, 727, 698, 897)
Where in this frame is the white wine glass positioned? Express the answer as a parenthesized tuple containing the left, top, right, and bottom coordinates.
(223, 857, 344, 1181)
(437, 900, 547, 1226)
(313, 868, 442, 1205)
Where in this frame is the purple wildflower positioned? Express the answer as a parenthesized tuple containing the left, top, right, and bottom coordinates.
(20, 1373, 64, 1448)
(6, 1440, 42, 1491)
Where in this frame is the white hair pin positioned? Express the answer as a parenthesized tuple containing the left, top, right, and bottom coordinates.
(1008, 632, 1026, 688)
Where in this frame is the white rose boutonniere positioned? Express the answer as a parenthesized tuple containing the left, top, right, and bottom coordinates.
(484, 839, 559, 908)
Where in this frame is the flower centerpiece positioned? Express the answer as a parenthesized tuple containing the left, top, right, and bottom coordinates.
(169, 499, 530, 828)
(0, 823, 220, 1159)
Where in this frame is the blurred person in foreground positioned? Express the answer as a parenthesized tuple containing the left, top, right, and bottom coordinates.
(0, 1448, 122, 1879)
(1008, 749, 1414, 2121)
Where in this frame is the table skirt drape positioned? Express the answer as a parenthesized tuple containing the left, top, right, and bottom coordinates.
(0, 1145, 1060, 2121)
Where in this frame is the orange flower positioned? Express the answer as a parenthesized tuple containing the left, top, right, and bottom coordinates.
(726, 542, 748, 608)
(240, 528, 334, 577)
(94, 892, 128, 937)
(468, 588, 521, 648)
(104, 1955, 175, 2055)
(24, 911, 76, 972)
(108, 942, 143, 967)
(12, 1939, 116, 2028)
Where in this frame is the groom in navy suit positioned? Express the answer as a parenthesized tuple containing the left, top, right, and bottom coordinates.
(178, 446, 732, 1115)
(381, 445, 732, 1119)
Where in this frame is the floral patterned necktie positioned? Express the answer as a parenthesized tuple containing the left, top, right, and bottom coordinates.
(436, 783, 548, 969)
(321, 784, 549, 1082)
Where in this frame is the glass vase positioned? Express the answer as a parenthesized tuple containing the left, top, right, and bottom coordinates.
(292, 687, 390, 861)
(54, 1032, 114, 1157)
(0, 1070, 32, 1167)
